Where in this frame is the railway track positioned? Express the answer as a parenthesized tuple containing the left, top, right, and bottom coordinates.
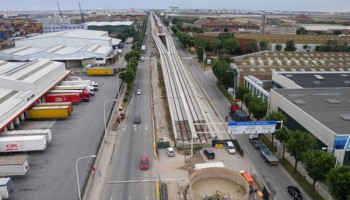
(150, 13, 212, 146)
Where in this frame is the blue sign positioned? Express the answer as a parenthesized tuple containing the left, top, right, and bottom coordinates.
(228, 121, 277, 134)
(334, 136, 350, 150)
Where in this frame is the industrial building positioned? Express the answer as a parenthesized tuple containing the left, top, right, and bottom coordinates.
(0, 59, 71, 132)
(242, 71, 350, 165)
(84, 21, 134, 33)
(0, 30, 120, 66)
(43, 23, 84, 33)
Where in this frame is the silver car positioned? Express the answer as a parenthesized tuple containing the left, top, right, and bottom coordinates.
(166, 147, 175, 157)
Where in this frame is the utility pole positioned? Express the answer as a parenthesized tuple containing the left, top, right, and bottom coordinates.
(78, 3, 84, 23)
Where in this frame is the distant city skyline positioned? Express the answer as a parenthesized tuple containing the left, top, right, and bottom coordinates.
(1, 0, 350, 12)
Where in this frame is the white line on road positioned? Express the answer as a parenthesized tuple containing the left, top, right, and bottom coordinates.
(145, 123, 148, 130)
(122, 125, 127, 131)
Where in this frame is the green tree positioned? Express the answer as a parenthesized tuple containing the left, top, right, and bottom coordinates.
(275, 129, 289, 158)
(328, 166, 350, 200)
(218, 33, 234, 41)
(296, 27, 309, 35)
(303, 150, 336, 190)
(242, 93, 254, 118)
(119, 67, 135, 85)
(248, 98, 267, 120)
(286, 130, 317, 172)
(246, 42, 256, 53)
(124, 50, 140, 62)
(210, 38, 221, 52)
(333, 30, 343, 35)
(303, 44, 309, 52)
(171, 26, 178, 34)
(222, 38, 239, 54)
(284, 39, 297, 51)
(235, 86, 249, 107)
(265, 111, 287, 147)
(259, 41, 269, 51)
(275, 44, 283, 51)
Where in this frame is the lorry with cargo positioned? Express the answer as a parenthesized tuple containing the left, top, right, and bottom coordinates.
(33, 102, 73, 114)
(0, 155, 29, 176)
(0, 177, 13, 199)
(26, 106, 71, 119)
(141, 45, 146, 53)
(1, 129, 52, 144)
(54, 85, 94, 96)
(45, 92, 90, 103)
(0, 135, 47, 152)
(86, 67, 114, 76)
(250, 139, 279, 165)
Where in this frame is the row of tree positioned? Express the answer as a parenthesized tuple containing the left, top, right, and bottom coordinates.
(235, 86, 349, 199)
(315, 40, 350, 52)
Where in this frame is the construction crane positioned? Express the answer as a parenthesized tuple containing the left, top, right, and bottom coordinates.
(78, 3, 84, 23)
(57, 2, 63, 18)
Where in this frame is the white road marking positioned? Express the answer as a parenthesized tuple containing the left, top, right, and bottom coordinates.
(122, 125, 127, 131)
(133, 125, 137, 131)
(145, 123, 148, 130)
(146, 195, 149, 200)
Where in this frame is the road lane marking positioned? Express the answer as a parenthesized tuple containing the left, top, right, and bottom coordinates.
(145, 123, 148, 130)
(122, 125, 127, 131)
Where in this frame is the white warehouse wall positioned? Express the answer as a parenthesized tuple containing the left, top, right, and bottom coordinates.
(16, 37, 112, 48)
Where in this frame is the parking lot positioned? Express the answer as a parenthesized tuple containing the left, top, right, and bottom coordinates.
(9, 75, 119, 200)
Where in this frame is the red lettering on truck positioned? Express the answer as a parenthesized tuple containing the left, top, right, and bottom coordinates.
(5, 142, 23, 151)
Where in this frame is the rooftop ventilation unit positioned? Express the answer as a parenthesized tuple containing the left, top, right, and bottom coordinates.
(293, 99, 306, 105)
(326, 99, 340, 104)
(339, 114, 350, 121)
(314, 74, 324, 80)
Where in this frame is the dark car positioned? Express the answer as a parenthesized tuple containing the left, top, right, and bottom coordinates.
(287, 186, 302, 199)
(203, 149, 215, 159)
(134, 115, 141, 124)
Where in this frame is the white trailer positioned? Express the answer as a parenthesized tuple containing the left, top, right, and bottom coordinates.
(141, 45, 146, 53)
(0, 178, 13, 199)
(1, 129, 52, 144)
(0, 155, 29, 176)
(54, 85, 94, 96)
(65, 77, 99, 89)
(0, 135, 47, 152)
(48, 90, 84, 94)
(60, 80, 98, 91)
(194, 162, 225, 171)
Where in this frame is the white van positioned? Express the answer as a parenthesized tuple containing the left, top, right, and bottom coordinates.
(226, 141, 236, 154)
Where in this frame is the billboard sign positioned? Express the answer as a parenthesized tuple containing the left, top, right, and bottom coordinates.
(228, 121, 277, 134)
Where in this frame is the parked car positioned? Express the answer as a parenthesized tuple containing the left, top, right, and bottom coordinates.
(203, 149, 215, 159)
(140, 56, 144, 62)
(136, 89, 141, 95)
(226, 141, 236, 154)
(134, 115, 141, 124)
(139, 156, 149, 170)
(286, 186, 302, 199)
(166, 147, 175, 157)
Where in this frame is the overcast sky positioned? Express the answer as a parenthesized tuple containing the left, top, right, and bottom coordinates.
(1, 0, 350, 12)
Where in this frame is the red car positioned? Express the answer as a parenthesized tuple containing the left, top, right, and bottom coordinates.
(140, 156, 149, 170)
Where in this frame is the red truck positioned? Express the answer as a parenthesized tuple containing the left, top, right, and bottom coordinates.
(45, 92, 90, 104)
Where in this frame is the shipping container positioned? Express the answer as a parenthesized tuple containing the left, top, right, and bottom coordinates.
(0, 155, 29, 176)
(26, 106, 70, 119)
(45, 93, 81, 104)
(33, 102, 73, 114)
(86, 67, 114, 76)
(0, 177, 13, 199)
(1, 129, 52, 144)
(0, 135, 47, 152)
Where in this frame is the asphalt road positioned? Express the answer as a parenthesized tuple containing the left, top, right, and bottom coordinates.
(102, 18, 156, 200)
(10, 74, 120, 200)
(172, 36, 311, 200)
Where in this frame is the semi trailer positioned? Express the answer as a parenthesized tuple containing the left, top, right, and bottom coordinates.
(26, 106, 71, 119)
(1, 129, 52, 144)
(0, 135, 47, 152)
(0, 155, 29, 176)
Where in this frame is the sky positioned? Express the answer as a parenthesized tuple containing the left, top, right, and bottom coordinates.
(1, 0, 350, 12)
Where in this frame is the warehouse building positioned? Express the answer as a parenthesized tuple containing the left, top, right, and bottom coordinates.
(0, 59, 71, 132)
(0, 30, 120, 66)
(84, 21, 134, 33)
(15, 29, 121, 48)
(260, 71, 350, 166)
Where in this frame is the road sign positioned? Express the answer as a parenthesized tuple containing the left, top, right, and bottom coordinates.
(228, 121, 277, 134)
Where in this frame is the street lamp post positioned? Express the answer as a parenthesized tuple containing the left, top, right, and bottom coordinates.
(322, 147, 339, 168)
(191, 39, 205, 67)
(199, 47, 205, 67)
(76, 155, 96, 200)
